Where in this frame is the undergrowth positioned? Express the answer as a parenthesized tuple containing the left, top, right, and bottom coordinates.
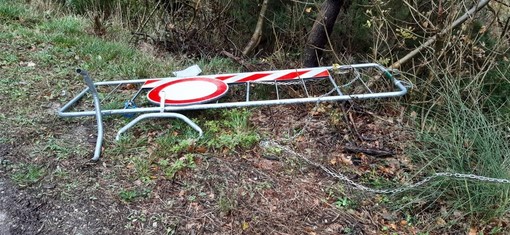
(403, 60, 510, 224)
(413, 89, 509, 217)
(2, 0, 510, 233)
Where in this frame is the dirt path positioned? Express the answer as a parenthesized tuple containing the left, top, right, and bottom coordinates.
(0, 179, 42, 235)
(0, 177, 129, 235)
(0, 141, 123, 235)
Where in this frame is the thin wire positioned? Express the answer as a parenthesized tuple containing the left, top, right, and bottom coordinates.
(100, 83, 122, 104)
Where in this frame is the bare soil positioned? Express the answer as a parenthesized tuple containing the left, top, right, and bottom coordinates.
(0, 100, 431, 235)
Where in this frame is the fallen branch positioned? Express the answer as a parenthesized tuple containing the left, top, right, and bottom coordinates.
(344, 145, 395, 157)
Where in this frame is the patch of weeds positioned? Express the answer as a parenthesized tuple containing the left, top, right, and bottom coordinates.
(34, 49, 57, 66)
(342, 227, 354, 234)
(278, 149, 303, 174)
(187, 194, 197, 202)
(359, 169, 395, 189)
(214, 132, 259, 150)
(44, 139, 74, 159)
(108, 132, 148, 157)
(222, 108, 251, 129)
(130, 157, 152, 183)
(60, 180, 79, 200)
(264, 145, 282, 155)
(333, 196, 351, 208)
(326, 183, 357, 209)
(119, 188, 151, 203)
(31, 137, 87, 160)
(263, 145, 283, 162)
(200, 109, 260, 151)
(52, 166, 69, 179)
(3, 80, 30, 100)
(217, 191, 237, 215)
(101, 100, 125, 111)
(115, 118, 200, 156)
(255, 181, 272, 191)
(154, 134, 194, 157)
(157, 154, 196, 179)
(11, 164, 45, 187)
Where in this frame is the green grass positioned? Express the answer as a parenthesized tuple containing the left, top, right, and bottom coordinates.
(11, 164, 45, 186)
(0, 2, 26, 21)
(30, 137, 88, 160)
(406, 76, 510, 221)
(0, 3, 181, 82)
(116, 108, 259, 183)
(160, 154, 196, 179)
(119, 188, 151, 202)
(201, 109, 260, 150)
(40, 15, 87, 34)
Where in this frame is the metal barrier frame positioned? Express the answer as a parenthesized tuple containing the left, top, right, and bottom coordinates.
(59, 63, 407, 160)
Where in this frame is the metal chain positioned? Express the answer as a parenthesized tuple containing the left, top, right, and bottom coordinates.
(258, 67, 510, 194)
(261, 141, 510, 194)
(251, 79, 313, 86)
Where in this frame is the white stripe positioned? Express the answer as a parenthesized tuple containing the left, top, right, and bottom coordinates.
(142, 68, 329, 88)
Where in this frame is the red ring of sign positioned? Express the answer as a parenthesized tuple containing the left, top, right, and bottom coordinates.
(147, 77, 229, 106)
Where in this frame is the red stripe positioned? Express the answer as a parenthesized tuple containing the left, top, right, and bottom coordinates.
(275, 70, 310, 80)
(215, 75, 235, 81)
(144, 79, 159, 85)
(235, 72, 272, 83)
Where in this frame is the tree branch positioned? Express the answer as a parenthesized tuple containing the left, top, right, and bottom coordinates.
(242, 0, 269, 56)
(390, 0, 491, 69)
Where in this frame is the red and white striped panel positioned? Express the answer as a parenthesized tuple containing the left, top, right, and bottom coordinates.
(141, 68, 330, 89)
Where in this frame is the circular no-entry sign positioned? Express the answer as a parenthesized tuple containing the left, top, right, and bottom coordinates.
(147, 77, 229, 106)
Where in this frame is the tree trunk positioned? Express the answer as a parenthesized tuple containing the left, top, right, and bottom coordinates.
(303, 0, 344, 67)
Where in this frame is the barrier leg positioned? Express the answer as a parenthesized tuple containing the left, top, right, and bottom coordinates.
(115, 113, 203, 141)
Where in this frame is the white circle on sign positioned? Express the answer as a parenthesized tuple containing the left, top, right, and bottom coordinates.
(146, 77, 229, 106)
(159, 80, 218, 101)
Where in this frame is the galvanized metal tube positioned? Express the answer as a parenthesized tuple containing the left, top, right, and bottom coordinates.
(59, 87, 406, 118)
(58, 87, 90, 116)
(60, 64, 407, 117)
(115, 113, 203, 141)
(160, 91, 166, 113)
(76, 69, 103, 161)
(246, 82, 250, 102)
